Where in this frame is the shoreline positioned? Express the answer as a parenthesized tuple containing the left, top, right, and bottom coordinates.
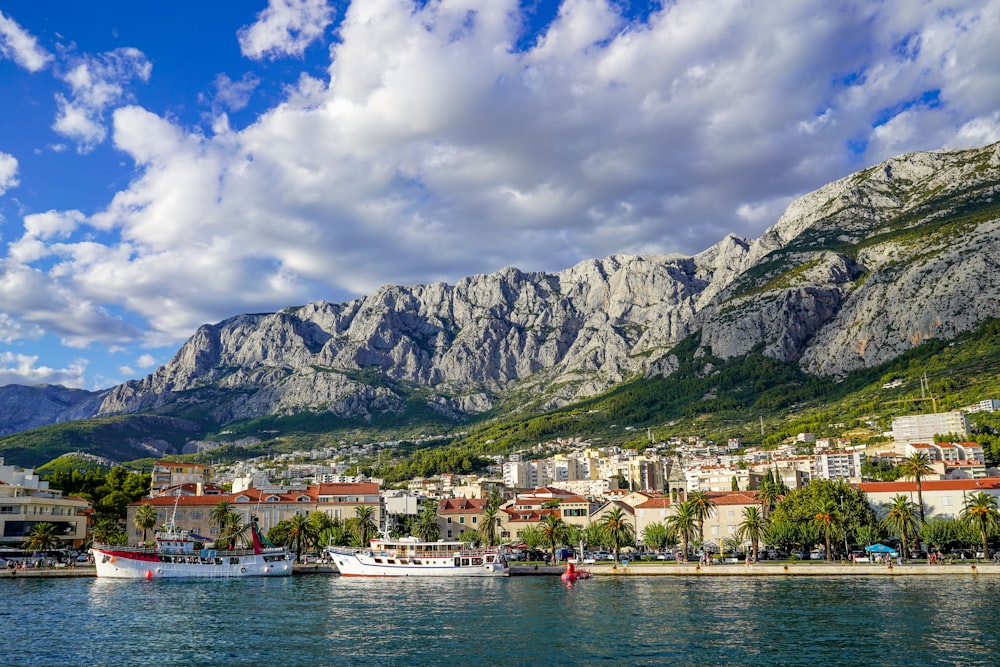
(587, 562, 1000, 576)
(5, 562, 1000, 579)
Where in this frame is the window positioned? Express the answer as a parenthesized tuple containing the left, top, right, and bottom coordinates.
(727, 509, 735, 518)
(447, 517, 452, 524)
(942, 496, 952, 506)
(459, 517, 465, 524)
(472, 516, 477, 523)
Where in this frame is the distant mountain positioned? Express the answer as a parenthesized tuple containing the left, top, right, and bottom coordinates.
(0, 384, 107, 436)
(5, 141, 1000, 457)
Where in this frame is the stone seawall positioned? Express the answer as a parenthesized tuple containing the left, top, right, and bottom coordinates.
(586, 563, 1000, 577)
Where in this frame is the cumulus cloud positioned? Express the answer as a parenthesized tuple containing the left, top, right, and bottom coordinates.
(238, 0, 334, 60)
(0, 10, 51, 72)
(0, 351, 87, 387)
(52, 47, 152, 152)
(0, 151, 18, 195)
(5, 0, 1000, 377)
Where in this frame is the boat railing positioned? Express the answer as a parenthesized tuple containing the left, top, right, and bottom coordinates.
(93, 543, 158, 554)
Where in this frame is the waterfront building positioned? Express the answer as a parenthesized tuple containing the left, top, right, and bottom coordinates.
(700, 491, 760, 554)
(634, 496, 672, 542)
(498, 487, 596, 541)
(437, 497, 489, 540)
(856, 478, 1000, 521)
(0, 458, 90, 550)
(125, 482, 381, 544)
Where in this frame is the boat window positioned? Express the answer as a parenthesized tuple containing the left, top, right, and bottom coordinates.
(374, 558, 383, 564)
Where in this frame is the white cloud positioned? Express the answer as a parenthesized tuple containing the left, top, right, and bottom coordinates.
(5, 0, 1000, 368)
(0, 351, 87, 388)
(209, 72, 260, 113)
(52, 48, 152, 152)
(0, 151, 18, 195)
(238, 0, 334, 60)
(0, 10, 51, 72)
(136, 353, 156, 368)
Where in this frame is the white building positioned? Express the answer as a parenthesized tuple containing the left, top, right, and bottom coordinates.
(892, 411, 970, 444)
(814, 450, 865, 481)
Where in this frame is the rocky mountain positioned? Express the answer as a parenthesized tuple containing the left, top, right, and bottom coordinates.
(0, 385, 107, 436)
(9, 142, 1000, 436)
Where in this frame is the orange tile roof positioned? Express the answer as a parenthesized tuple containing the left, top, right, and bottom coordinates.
(856, 478, 1000, 493)
(438, 498, 489, 513)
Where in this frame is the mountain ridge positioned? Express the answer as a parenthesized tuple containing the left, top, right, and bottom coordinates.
(3, 141, 1000, 446)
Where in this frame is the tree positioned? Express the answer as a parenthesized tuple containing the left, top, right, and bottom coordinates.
(540, 513, 567, 563)
(666, 500, 698, 562)
(812, 499, 839, 562)
(881, 494, 918, 561)
(854, 523, 882, 549)
(286, 513, 318, 562)
(919, 517, 958, 556)
(353, 505, 378, 547)
(518, 525, 545, 551)
(133, 503, 158, 543)
(898, 452, 933, 523)
(757, 480, 781, 521)
(414, 501, 440, 542)
(961, 491, 1000, 560)
(641, 522, 675, 552)
(736, 506, 768, 562)
(22, 522, 61, 553)
(218, 511, 247, 549)
(210, 500, 233, 533)
(603, 506, 635, 563)
(764, 518, 798, 554)
(687, 490, 717, 543)
(91, 519, 125, 546)
(478, 504, 501, 547)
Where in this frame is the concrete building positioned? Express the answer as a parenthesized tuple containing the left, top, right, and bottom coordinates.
(814, 450, 865, 481)
(892, 411, 970, 444)
(0, 458, 90, 550)
(151, 460, 214, 494)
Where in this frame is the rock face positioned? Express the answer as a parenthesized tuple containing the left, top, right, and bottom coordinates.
(61, 141, 1000, 424)
(0, 385, 107, 436)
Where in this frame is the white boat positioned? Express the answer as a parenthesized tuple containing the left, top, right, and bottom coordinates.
(328, 536, 509, 577)
(91, 517, 292, 579)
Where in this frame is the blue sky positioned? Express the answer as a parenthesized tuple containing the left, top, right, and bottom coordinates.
(1, 0, 999, 391)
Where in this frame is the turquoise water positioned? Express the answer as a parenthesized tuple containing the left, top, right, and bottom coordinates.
(4, 575, 999, 666)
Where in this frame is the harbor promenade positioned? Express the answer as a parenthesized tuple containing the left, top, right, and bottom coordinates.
(5, 561, 1000, 578)
(587, 561, 1000, 577)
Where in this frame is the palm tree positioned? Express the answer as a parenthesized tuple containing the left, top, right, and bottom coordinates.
(757, 480, 780, 521)
(353, 505, 378, 547)
(881, 494, 918, 562)
(687, 491, 716, 543)
(287, 513, 317, 562)
(210, 500, 233, 534)
(309, 511, 334, 542)
(540, 513, 567, 563)
(133, 503, 158, 543)
(414, 502, 440, 542)
(218, 511, 247, 549)
(478, 504, 501, 547)
(22, 522, 61, 553)
(736, 506, 768, 562)
(813, 499, 839, 562)
(898, 452, 933, 523)
(961, 491, 1000, 560)
(603, 506, 635, 563)
(666, 500, 698, 562)
(91, 518, 122, 546)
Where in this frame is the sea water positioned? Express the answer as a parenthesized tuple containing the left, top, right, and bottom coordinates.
(4, 575, 999, 666)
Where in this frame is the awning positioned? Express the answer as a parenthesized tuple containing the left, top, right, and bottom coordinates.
(865, 543, 898, 555)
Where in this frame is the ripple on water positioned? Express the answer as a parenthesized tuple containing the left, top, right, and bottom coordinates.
(3, 574, 1000, 666)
